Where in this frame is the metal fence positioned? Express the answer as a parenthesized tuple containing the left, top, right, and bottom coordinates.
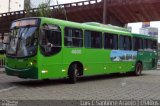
(0, 54, 5, 68)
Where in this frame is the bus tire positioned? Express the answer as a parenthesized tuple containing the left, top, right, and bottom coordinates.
(134, 63, 142, 76)
(42, 79, 50, 81)
(68, 64, 79, 84)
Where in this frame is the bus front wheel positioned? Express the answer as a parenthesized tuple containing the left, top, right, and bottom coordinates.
(134, 63, 142, 76)
(68, 64, 79, 84)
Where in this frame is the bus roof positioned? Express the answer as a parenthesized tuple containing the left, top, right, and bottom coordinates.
(132, 33, 157, 40)
(40, 17, 131, 35)
(12, 17, 158, 40)
(82, 22, 129, 32)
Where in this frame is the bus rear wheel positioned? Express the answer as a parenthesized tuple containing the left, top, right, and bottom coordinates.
(134, 63, 142, 76)
(68, 64, 79, 84)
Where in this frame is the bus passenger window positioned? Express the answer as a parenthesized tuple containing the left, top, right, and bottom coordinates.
(119, 35, 132, 50)
(152, 40, 157, 50)
(143, 39, 152, 50)
(143, 39, 148, 49)
(64, 27, 83, 47)
(147, 40, 152, 49)
(84, 30, 102, 49)
(40, 24, 62, 56)
(104, 33, 118, 49)
(133, 37, 143, 51)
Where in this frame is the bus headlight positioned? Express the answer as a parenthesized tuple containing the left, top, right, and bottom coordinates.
(29, 60, 37, 66)
(30, 62, 33, 66)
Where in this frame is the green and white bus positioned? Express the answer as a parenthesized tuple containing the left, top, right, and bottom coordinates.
(5, 17, 158, 83)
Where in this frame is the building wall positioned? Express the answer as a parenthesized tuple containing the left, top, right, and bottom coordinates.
(0, 0, 9, 13)
(0, 0, 24, 13)
(139, 27, 158, 38)
(30, 0, 84, 8)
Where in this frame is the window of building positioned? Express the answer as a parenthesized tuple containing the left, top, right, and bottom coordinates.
(119, 35, 132, 50)
(64, 27, 83, 47)
(84, 30, 102, 48)
(133, 37, 143, 51)
(104, 33, 118, 49)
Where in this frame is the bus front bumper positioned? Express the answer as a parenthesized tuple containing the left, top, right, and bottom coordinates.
(5, 66, 38, 79)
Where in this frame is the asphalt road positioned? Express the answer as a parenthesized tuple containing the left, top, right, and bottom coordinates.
(0, 68, 160, 100)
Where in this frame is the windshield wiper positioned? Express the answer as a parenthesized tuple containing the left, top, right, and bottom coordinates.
(15, 25, 31, 55)
(19, 25, 31, 39)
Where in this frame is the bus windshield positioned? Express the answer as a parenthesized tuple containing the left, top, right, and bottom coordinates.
(6, 26, 38, 58)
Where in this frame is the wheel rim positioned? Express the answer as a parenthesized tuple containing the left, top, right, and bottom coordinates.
(72, 65, 78, 82)
(74, 64, 79, 76)
(136, 64, 142, 75)
(74, 68, 78, 77)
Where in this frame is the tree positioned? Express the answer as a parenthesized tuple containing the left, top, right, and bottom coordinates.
(36, 0, 52, 17)
(24, 0, 32, 17)
(25, 0, 52, 17)
(24, 0, 67, 20)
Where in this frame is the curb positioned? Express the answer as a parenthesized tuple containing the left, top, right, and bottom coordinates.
(0, 68, 5, 74)
(0, 71, 4, 74)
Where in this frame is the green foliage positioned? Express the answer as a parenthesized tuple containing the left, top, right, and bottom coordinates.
(36, 2, 52, 17)
(24, 0, 32, 17)
(25, 0, 53, 17)
(24, 0, 67, 19)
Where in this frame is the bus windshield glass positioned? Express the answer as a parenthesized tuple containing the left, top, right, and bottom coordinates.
(7, 25, 38, 58)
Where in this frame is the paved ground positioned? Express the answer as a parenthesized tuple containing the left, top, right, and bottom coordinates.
(0, 68, 160, 100)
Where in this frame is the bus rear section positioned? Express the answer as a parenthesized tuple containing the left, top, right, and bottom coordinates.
(132, 34, 158, 71)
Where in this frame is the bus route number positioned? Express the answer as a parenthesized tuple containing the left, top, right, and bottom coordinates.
(71, 50, 82, 54)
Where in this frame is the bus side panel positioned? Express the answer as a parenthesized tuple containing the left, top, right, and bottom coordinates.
(83, 49, 109, 76)
(109, 50, 137, 73)
(62, 48, 88, 75)
(38, 50, 66, 79)
(83, 49, 135, 76)
(62, 48, 135, 77)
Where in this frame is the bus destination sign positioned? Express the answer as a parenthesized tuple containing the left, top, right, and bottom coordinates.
(11, 19, 39, 28)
